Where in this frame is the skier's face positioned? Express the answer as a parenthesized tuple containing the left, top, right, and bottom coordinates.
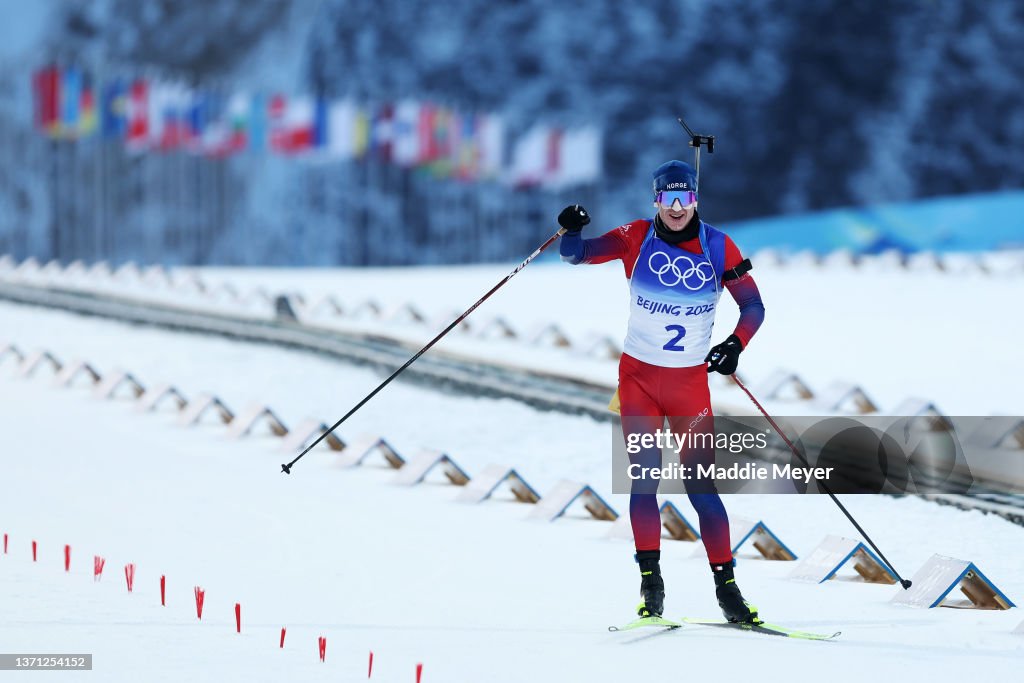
(656, 197, 696, 232)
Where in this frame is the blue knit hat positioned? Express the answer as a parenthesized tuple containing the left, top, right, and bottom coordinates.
(652, 160, 698, 194)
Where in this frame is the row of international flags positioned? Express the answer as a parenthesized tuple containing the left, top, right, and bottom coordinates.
(30, 64, 602, 189)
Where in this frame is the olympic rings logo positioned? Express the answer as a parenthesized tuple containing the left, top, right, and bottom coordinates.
(647, 251, 715, 289)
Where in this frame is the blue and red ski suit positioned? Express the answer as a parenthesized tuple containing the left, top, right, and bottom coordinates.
(561, 218, 765, 564)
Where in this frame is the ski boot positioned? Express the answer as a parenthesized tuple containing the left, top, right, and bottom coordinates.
(635, 550, 665, 617)
(711, 561, 759, 624)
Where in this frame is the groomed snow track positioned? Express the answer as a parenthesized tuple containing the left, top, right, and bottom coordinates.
(0, 280, 615, 419)
(2, 278, 1022, 526)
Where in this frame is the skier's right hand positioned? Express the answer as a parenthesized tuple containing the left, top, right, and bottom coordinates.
(558, 205, 590, 233)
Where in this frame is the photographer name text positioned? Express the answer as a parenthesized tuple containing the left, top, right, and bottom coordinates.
(626, 462, 834, 484)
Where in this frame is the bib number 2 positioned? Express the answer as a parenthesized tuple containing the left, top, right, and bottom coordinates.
(663, 325, 686, 351)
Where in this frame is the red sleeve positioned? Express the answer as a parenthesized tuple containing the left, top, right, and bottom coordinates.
(723, 235, 744, 271)
(616, 220, 649, 278)
(562, 219, 648, 277)
(720, 235, 764, 348)
(578, 225, 631, 264)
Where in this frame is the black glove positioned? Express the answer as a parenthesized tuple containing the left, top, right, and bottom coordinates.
(705, 334, 743, 375)
(557, 204, 590, 233)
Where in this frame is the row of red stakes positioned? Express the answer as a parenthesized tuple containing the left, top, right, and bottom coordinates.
(4, 535, 424, 681)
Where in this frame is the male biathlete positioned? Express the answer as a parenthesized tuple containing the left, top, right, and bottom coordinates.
(557, 160, 766, 623)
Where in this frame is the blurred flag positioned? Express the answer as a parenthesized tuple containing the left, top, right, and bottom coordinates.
(416, 103, 436, 164)
(147, 80, 167, 148)
(184, 89, 209, 152)
(477, 113, 505, 180)
(277, 95, 314, 153)
(192, 91, 224, 157)
(248, 93, 266, 153)
(60, 65, 82, 138)
(326, 99, 355, 159)
(226, 92, 250, 153)
(202, 121, 230, 158)
(551, 126, 603, 188)
(268, 93, 287, 151)
(391, 99, 420, 167)
(453, 113, 479, 181)
(544, 127, 562, 186)
(312, 95, 328, 151)
(199, 92, 238, 157)
(78, 72, 97, 138)
(352, 106, 369, 159)
(288, 95, 315, 152)
(153, 82, 190, 151)
(32, 65, 61, 136)
(428, 106, 454, 177)
(508, 125, 549, 188)
(268, 92, 288, 152)
(100, 78, 127, 140)
(267, 93, 315, 154)
(125, 78, 149, 151)
(370, 102, 394, 163)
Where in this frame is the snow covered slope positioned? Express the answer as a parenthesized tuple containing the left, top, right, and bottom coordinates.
(1, 302, 1023, 681)
(191, 257, 1024, 415)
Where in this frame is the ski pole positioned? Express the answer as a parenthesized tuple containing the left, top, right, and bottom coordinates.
(281, 227, 568, 475)
(728, 374, 913, 589)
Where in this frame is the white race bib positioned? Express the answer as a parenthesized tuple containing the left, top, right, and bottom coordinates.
(623, 226, 721, 368)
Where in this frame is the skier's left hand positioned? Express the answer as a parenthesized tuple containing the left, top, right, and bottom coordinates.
(705, 334, 743, 375)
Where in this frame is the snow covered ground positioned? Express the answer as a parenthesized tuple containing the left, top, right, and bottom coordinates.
(1, 371, 1023, 681)
(1, 288, 1023, 680)
(189, 257, 1024, 416)
(4, 253, 1023, 416)
(0, 300, 605, 491)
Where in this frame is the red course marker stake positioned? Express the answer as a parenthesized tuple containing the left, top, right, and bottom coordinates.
(279, 628, 286, 649)
(194, 587, 205, 620)
(416, 662, 423, 683)
(94, 556, 105, 581)
(368, 651, 374, 678)
(64, 545, 71, 572)
(160, 575, 166, 606)
(234, 603, 241, 633)
(318, 636, 326, 662)
(124, 563, 136, 592)
(32, 540, 37, 562)
(2, 533, 7, 554)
